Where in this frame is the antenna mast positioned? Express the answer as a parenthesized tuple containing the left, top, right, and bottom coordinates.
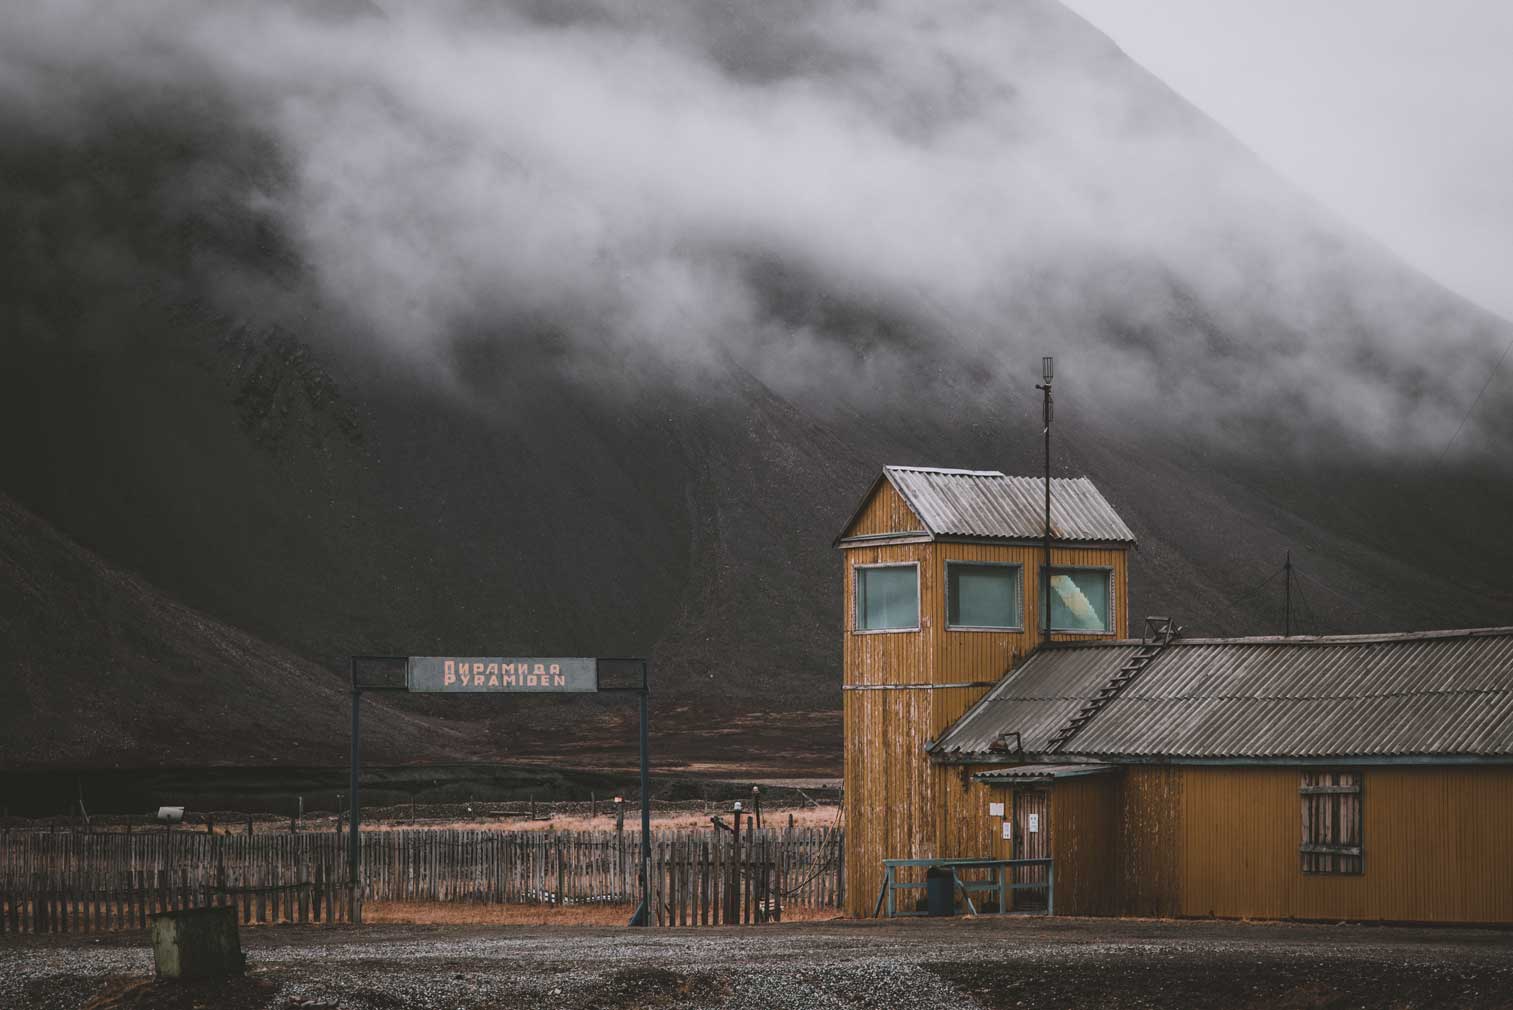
(1037, 357, 1054, 648)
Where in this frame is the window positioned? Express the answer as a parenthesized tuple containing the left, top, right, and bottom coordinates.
(854, 564, 919, 631)
(947, 562, 1022, 630)
(1300, 771, 1363, 874)
(1038, 567, 1113, 633)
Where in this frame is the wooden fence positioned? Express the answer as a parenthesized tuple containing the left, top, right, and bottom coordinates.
(0, 826, 842, 933)
(0, 830, 354, 934)
(645, 828, 843, 925)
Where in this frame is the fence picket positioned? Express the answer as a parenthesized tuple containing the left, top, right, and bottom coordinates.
(0, 825, 840, 932)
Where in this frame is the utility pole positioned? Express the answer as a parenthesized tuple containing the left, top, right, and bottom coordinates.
(1036, 356, 1055, 647)
(1284, 551, 1293, 637)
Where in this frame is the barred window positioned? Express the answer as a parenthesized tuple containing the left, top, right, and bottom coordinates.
(1300, 771, 1362, 874)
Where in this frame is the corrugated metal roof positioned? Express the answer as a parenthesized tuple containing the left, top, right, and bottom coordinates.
(932, 643, 1143, 756)
(932, 628, 1513, 761)
(882, 467, 1136, 544)
(973, 763, 1115, 782)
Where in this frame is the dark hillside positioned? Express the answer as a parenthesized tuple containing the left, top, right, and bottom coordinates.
(1, 0, 1511, 769)
(0, 491, 483, 768)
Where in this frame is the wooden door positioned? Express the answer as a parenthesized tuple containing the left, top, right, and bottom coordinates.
(1012, 789, 1050, 911)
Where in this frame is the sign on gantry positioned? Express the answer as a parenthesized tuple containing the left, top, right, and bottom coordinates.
(406, 656, 598, 693)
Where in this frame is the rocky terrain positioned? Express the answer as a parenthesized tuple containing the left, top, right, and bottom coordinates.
(4, 917, 1512, 1010)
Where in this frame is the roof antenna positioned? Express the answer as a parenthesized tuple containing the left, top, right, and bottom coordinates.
(1036, 356, 1055, 648)
(1284, 551, 1293, 637)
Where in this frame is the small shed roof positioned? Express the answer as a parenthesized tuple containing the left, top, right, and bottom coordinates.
(972, 764, 1115, 783)
(838, 466, 1136, 545)
(932, 627, 1513, 763)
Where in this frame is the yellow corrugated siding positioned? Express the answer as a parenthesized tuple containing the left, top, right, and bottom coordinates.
(839, 488, 1131, 915)
(1117, 766, 1184, 917)
(938, 773, 997, 860)
(845, 480, 926, 537)
(843, 687, 944, 915)
(1175, 765, 1513, 923)
(914, 764, 1513, 924)
(944, 542, 1131, 654)
(1049, 774, 1119, 916)
(843, 543, 935, 688)
(843, 542, 1130, 685)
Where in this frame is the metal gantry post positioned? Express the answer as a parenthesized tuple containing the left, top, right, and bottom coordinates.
(349, 663, 362, 925)
(627, 659, 653, 927)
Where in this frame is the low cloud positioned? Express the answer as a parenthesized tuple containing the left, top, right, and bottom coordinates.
(2, 0, 1508, 456)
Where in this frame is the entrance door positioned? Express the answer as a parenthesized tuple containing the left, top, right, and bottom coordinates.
(1012, 789, 1050, 911)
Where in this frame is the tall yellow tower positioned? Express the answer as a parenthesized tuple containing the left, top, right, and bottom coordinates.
(834, 465, 1134, 915)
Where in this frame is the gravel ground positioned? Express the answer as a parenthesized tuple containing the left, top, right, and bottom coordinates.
(4, 916, 1513, 1010)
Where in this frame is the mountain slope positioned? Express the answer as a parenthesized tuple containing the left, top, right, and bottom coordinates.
(1, 1, 1511, 767)
(0, 490, 478, 768)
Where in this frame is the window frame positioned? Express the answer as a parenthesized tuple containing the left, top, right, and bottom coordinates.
(852, 561, 921, 635)
(1037, 564, 1117, 635)
(1299, 770, 1364, 875)
(945, 560, 1025, 632)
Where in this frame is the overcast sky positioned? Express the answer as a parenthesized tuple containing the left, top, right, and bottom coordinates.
(1063, 0, 1513, 324)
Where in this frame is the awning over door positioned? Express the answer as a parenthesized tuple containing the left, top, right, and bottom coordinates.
(972, 763, 1114, 785)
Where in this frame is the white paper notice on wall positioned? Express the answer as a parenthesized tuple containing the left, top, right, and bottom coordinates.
(1028, 813, 1040, 833)
(988, 802, 1005, 817)
(1001, 821, 1012, 839)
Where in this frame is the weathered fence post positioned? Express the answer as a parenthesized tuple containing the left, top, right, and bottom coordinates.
(554, 836, 565, 907)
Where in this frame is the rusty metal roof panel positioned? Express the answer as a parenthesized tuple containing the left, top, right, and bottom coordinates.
(934, 628, 1513, 761)
(883, 466, 1136, 544)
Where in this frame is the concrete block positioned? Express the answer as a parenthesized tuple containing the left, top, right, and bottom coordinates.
(149, 906, 245, 979)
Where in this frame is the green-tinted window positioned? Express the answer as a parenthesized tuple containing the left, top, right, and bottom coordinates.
(947, 563, 1021, 629)
(855, 565, 919, 631)
(1039, 568, 1112, 633)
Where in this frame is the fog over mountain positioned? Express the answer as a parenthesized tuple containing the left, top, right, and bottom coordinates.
(3, 1, 1511, 767)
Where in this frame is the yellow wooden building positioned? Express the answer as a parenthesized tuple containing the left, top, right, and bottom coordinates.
(838, 465, 1513, 924)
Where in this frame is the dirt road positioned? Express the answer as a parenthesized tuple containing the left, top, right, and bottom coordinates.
(4, 916, 1512, 1010)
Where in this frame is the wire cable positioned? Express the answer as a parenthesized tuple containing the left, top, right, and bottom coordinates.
(1293, 575, 1320, 634)
(1230, 564, 1287, 610)
(1293, 568, 1368, 620)
(1439, 334, 1513, 461)
(772, 802, 845, 899)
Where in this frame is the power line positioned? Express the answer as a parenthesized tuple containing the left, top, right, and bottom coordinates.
(1293, 575, 1319, 634)
(1439, 334, 1513, 461)
(1231, 563, 1286, 609)
(1292, 568, 1353, 606)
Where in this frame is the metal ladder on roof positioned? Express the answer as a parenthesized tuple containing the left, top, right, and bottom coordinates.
(1045, 616, 1182, 754)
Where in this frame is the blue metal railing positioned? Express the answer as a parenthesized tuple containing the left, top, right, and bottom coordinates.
(878, 857, 1054, 917)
